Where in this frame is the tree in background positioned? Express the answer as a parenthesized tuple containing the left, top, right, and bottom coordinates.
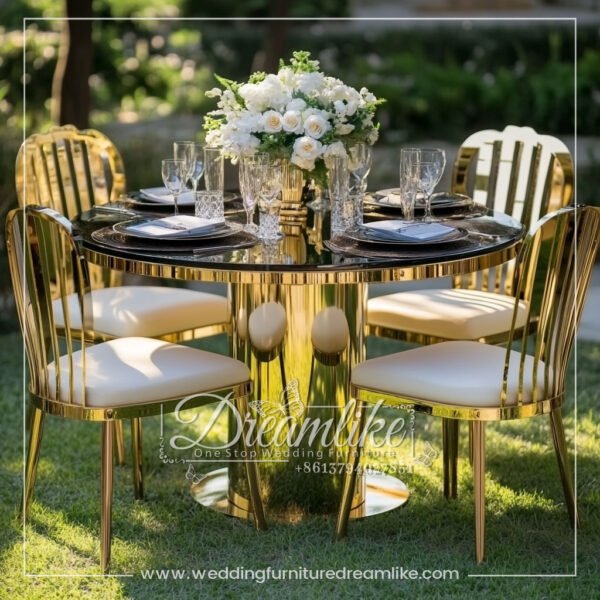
(51, 0, 92, 127)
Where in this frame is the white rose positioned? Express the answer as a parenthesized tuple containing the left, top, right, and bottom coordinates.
(291, 154, 316, 171)
(323, 141, 347, 159)
(282, 110, 303, 134)
(261, 110, 283, 133)
(303, 114, 331, 139)
(360, 87, 377, 103)
(293, 136, 323, 161)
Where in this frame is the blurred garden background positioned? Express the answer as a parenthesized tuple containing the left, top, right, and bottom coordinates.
(1, 1, 599, 333)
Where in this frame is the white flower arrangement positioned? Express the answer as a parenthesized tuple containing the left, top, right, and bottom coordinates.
(203, 51, 384, 183)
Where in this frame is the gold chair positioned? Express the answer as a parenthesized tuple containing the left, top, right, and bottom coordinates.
(337, 205, 600, 563)
(367, 125, 574, 346)
(16, 125, 230, 463)
(7, 205, 266, 572)
(15, 125, 230, 343)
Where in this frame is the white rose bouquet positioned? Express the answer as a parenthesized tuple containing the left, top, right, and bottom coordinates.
(203, 51, 385, 185)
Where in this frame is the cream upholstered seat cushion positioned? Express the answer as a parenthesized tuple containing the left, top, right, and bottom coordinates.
(47, 337, 249, 407)
(248, 302, 287, 352)
(311, 307, 350, 354)
(352, 341, 548, 407)
(52, 286, 228, 338)
(367, 288, 528, 340)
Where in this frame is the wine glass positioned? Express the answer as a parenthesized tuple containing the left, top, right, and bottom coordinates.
(410, 148, 446, 221)
(185, 143, 205, 194)
(161, 158, 186, 215)
(348, 143, 372, 194)
(173, 141, 194, 189)
(399, 148, 420, 222)
(239, 153, 268, 232)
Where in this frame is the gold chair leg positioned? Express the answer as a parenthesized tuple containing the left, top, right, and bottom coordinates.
(114, 420, 125, 466)
(335, 399, 366, 540)
(131, 418, 144, 500)
(472, 421, 486, 564)
(443, 418, 459, 500)
(549, 408, 579, 528)
(101, 422, 114, 573)
(468, 421, 474, 466)
(237, 396, 267, 531)
(23, 407, 45, 518)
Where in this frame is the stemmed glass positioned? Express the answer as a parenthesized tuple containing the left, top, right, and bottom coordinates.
(185, 143, 205, 194)
(348, 143, 372, 194)
(173, 141, 193, 187)
(399, 148, 420, 222)
(239, 153, 268, 232)
(348, 142, 372, 226)
(161, 158, 186, 215)
(410, 148, 446, 221)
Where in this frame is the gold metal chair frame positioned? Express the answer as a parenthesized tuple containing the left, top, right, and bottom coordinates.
(15, 124, 230, 343)
(337, 205, 600, 563)
(7, 206, 266, 573)
(15, 125, 230, 465)
(367, 125, 575, 345)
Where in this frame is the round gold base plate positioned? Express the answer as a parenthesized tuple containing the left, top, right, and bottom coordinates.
(190, 467, 410, 522)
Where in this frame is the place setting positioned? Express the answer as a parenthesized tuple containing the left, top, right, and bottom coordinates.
(325, 146, 490, 259)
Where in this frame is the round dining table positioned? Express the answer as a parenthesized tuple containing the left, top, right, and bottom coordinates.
(76, 199, 525, 523)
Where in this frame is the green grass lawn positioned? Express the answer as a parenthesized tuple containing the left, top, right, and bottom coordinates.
(0, 331, 598, 599)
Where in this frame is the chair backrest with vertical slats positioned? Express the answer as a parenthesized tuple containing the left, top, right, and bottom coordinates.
(15, 125, 126, 289)
(6, 205, 92, 405)
(15, 125, 126, 217)
(501, 205, 600, 408)
(451, 125, 574, 296)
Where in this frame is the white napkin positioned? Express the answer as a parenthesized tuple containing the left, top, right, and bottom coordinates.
(125, 215, 222, 237)
(140, 187, 195, 206)
(364, 220, 455, 241)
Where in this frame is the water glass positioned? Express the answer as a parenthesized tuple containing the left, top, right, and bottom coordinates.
(204, 147, 224, 192)
(402, 147, 446, 221)
(327, 155, 353, 236)
(258, 160, 284, 241)
(195, 190, 225, 223)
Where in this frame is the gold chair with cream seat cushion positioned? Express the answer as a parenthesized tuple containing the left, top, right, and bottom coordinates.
(337, 206, 600, 564)
(367, 289, 529, 341)
(52, 287, 229, 339)
(367, 125, 573, 345)
(48, 337, 249, 407)
(352, 341, 546, 408)
(16, 125, 231, 465)
(7, 206, 266, 573)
